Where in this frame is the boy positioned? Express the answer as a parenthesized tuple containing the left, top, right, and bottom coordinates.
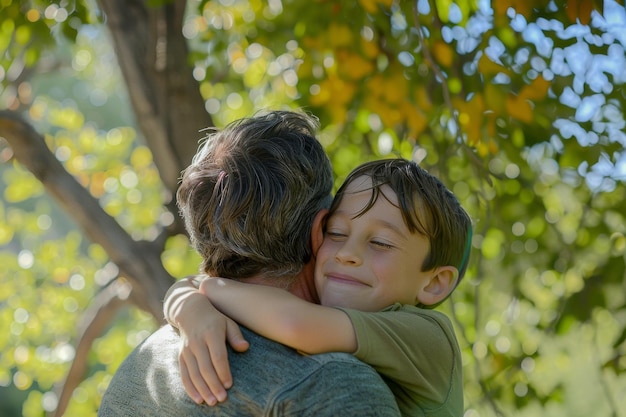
(168, 158, 472, 416)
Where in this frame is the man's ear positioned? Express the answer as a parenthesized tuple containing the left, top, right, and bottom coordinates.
(310, 208, 328, 256)
(417, 266, 458, 306)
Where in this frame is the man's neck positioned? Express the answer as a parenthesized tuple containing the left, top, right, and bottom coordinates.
(234, 260, 319, 303)
(287, 260, 319, 303)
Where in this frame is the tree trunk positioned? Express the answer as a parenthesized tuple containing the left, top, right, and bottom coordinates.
(0, 1, 215, 415)
(97, 0, 213, 193)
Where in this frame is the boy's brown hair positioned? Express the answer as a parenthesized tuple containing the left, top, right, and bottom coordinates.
(329, 158, 472, 293)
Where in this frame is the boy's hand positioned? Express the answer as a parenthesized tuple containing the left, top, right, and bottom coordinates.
(175, 290, 249, 405)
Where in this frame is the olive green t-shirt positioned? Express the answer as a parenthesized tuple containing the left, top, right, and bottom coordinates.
(339, 303, 463, 417)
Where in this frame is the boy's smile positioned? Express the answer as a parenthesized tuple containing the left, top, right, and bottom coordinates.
(314, 175, 437, 311)
(325, 272, 370, 287)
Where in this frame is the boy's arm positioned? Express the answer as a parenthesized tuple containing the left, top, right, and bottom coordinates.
(199, 277, 357, 354)
(163, 275, 204, 327)
(163, 276, 249, 405)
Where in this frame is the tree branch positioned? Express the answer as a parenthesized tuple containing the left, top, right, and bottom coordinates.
(52, 280, 131, 417)
(0, 110, 172, 320)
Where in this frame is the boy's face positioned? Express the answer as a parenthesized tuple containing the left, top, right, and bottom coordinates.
(314, 175, 434, 311)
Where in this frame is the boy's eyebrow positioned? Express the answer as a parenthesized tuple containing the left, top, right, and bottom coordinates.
(332, 209, 409, 240)
(373, 219, 409, 240)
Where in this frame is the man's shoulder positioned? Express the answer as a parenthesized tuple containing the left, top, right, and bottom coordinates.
(229, 327, 385, 381)
(100, 325, 400, 417)
(231, 328, 400, 415)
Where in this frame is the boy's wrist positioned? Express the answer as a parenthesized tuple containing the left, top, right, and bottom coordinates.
(198, 276, 219, 296)
(167, 289, 208, 328)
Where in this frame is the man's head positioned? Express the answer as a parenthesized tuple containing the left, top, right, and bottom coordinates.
(177, 110, 333, 281)
(315, 158, 472, 309)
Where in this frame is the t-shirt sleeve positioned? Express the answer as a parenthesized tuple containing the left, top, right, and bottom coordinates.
(339, 304, 459, 406)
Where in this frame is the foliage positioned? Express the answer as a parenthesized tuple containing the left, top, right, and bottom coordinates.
(1, 0, 626, 416)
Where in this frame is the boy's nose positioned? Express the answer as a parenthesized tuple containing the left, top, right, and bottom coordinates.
(335, 241, 362, 266)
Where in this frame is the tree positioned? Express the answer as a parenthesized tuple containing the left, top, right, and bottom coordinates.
(1, 0, 625, 416)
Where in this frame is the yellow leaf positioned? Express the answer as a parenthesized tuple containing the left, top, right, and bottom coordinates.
(493, 0, 536, 18)
(15, 25, 31, 45)
(358, 0, 379, 14)
(378, 106, 403, 127)
(309, 80, 332, 106)
(228, 48, 245, 65)
(478, 53, 509, 76)
(53, 267, 70, 284)
(566, 0, 594, 24)
(89, 172, 107, 198)
(310, 76, 356, 107)
(414, 86, 432, 112)
(488, 138, 499, 154)
(327, 23, 352, 48)
(361, 38, 379, 59)
(484, 83, 506, 116)
(432, 41, 454, 67)
(0, 223, 14, 246)
(366, 74, 386, 99)
(130, 146, 154, 169)
(400, 101, 428, 138)
(519, 76, 550, 101)
(4, 169, 43, 202)
(336, 50, 375, 80)
(506, 94, 533, 124)
(49, 107, 85, 132)
(382, 74, 408, 104)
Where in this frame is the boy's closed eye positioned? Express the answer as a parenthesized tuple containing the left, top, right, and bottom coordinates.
(326, 230, 347, 239)
(370, 239, 395, 250)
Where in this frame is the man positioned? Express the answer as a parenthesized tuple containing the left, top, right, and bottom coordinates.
(99, 111, 400, 416)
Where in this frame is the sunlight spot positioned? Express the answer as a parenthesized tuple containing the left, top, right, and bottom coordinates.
(126, 189, 142, 204)
(514, 382, 528, 397)
(120, 170, 138, 188)
(495, 336, 511, 353)
(524, 239, 538, 253)
(63, 297, 79, 313)
(485, 320, 500, 336)
(205, 98, 220, 114)
(72, 386, 88, 403)
(226, 92, 243, 109)
(10, 322, 23, 336)
(18, 250, 34, 269)
(472, 341, 487, 359)
(377, 132, 393, 155)
(14, 308, 29, 324)
(54, 343, 76, 362)
(42, 392, 58, 412)
(37, 214, 52, 231)
(521, 357, 535, 373)
(13, 371, 32, 390)
(512, 222, 525, 236)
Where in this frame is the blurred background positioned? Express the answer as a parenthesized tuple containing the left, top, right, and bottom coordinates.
(0, 0, 625, 416)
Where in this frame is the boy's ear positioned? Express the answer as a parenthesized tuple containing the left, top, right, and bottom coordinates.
(310, 209, 328, 257)
(417, 266, 459, 306)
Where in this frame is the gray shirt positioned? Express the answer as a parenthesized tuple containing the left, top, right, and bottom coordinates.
(99, 325, 400, 416)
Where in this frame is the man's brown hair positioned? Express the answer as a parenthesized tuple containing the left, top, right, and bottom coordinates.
(177, 110, 333, 280)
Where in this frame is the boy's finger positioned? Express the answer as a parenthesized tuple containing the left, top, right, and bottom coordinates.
(194, 343, 227, 402)
(179, 354, 212, 405)
(206, 337, 232, 392)
(181, 349, 219, 405)
(226, 320, 250, 353)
